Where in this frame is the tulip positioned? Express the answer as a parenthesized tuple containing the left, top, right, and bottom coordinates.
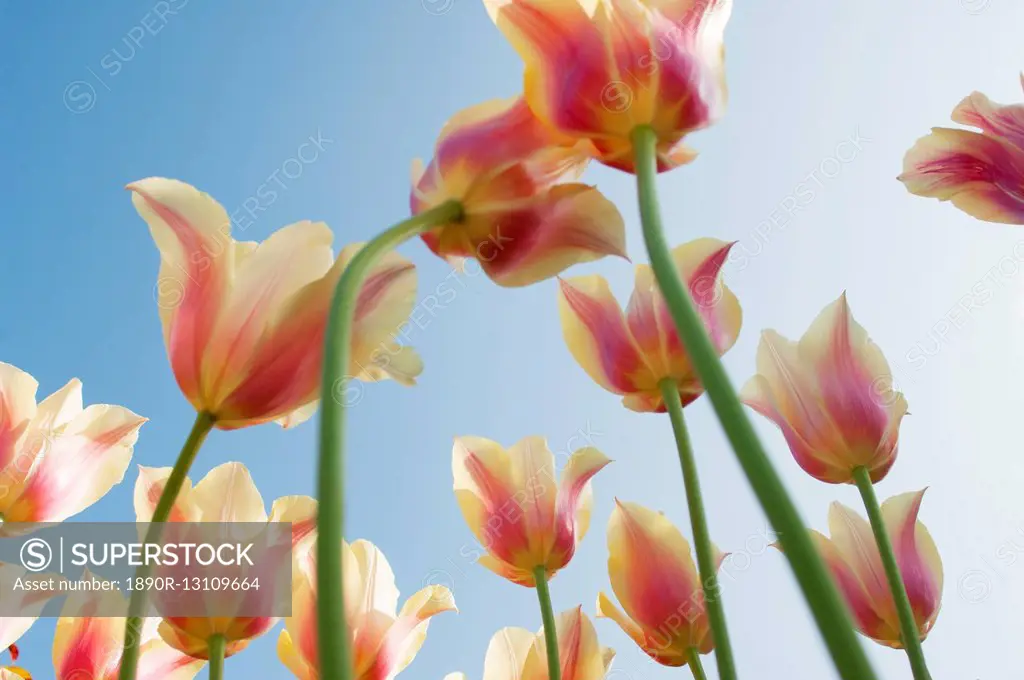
(277, 538, 456, 680)
(460, 608, 613, 680)
(740, 293, 908, 485)
(410, 96, 627, 287)
(0, 362, 144, 526)
(596, 500, 723, 672)
(484, 0, 731, 173)
(806, 491, 943, 649)
(134, 462, 316, 661)
(558, 238, 740, 413)
(53, 584, 205, 680)
(899, 77, 1024, 224)
(452, 435, 610, 586)
(128, 177, 422, 431)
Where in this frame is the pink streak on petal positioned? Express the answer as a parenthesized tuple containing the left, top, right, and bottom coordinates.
(463, 452, 531, 565)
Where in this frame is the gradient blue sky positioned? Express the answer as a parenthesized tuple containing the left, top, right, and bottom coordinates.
(3, 1, 1024, 678)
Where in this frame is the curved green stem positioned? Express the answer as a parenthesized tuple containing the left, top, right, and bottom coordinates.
(208, 634, 226, 680)
(118, 410, 215, 680)
(658, 379, 736, 680)
(630, 125, 877, 680)
(533, 566, 561, 680)
(686, 647, 708, 680)
(852, 467, 931, 680)
(317, 200, 463, 680)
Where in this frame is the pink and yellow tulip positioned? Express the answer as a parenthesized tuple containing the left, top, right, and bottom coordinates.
(452, 435, 610, 586)
(806, 491, 943, 648)
(456, 608, 613, 680)
(134, 462, 316, 660)
(558, 238, 740, 412)
(899, 77, 1024, 224)
(0, 362, 144, 525)
(277, 538, 456, 680)
(411, 97, 627, 287)
(596, 500, 723, 667)
(740, 293, 908, 484)
(53, 585, 204, 680)
(129, 177, 422, 430)
(485, 0, 731, 172)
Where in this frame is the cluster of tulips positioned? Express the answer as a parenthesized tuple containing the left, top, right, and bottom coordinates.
(2, 1, 1021, 679)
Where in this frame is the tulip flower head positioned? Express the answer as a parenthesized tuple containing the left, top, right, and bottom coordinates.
(596, 500, 723, 666)
(53, 584, 205, 680)
(558, 238, 740, 412)
(134, 462, 316, 660)
(411, 97, 627, 287)
(805, 491, 943, 648)
(485, 0, 732, 173)
(899, 76, 1024, 224)
(0, 362, 144, 527)
(277, 538, 456, 680)
(740, 293, 908, 484)
(462, 608, 613, 680)
(452, 435, 610, 586)
(129, 178, 422, 430)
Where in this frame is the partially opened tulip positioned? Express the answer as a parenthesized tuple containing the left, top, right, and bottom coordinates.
(53, 585, 205, 680)
(277, 538, 456, 680)
(485, 0, 732, 172)
(899, 77, 1024, 224)
(134, 462, 316, 662)
(129, 177, 422, 431)
(0, 362, 144, 527)
(559, 238, 740, 412)
(411, 96, 627, 287)
(805, 491, 943, 649)
(465, 608, 613, 680)
(597, 501, 723, 672)
(453, 435, 610, 586)
(740, 293, 908, 484)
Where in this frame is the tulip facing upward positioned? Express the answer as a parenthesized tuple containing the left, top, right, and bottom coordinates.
(806, 491, 943, 648)
(134, 462, 317, 660)
(411, 97, 627, 287)
(597, 501, 723, 666)
(485, 0, 731, 173)
(453, 436, 611, 586)
(899, 77, 1024, 224)
(740, 293, 908, 484)
(0, 362, 144, 526)
(558, 238, 740, 412)
(277, 539, 456, 680)
(129, 177, 422, 430)
(462, 608, 613, 680)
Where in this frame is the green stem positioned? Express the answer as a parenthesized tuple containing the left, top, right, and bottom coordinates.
(630, 125, 877, 680)
(686, 647, 708, 680)
(533, 566, 561, 680)
(852, 467, 931, 680)
(208, 634, 226, 680)
(118, 410, 215, 680)
(317, 200, 463, 680)
(658, 379, 737, 680)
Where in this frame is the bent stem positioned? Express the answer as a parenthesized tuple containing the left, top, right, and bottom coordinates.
(208, 634, 226, 680)
(686, 647, 708, 680)
(533, 566, 561, 680)
(630, 125, 877, 680)
(317, 200, 463, 680)
(118, 410, 215, 680)
(659, 379, 737, 680)
(852, 467, 932, 680)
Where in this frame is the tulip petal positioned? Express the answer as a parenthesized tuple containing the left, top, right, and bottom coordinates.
(827, 502, 894, 628)
(0, 363, 37, 471)
(558, 276, 652, 395)
(544, 607, 607, 680)
(128, 178, 235, 405)
(277, 629, 317, 680)
(32, 378, 82, 432)
(481, 627, 535, 680)
(348, 539, 402, 620)
(899, 127, 1024, 223)
(808, 529, 891, 643)
(269, 495, 318, 548)
(553, 447, 610, 558)
(952, 89, 1024, 151)
(190, 462, 268, 524)
(360, 586, 456, 680)
(882, 490, 943, 638)
(673, 239, 741, 354)
(133, 466, 200, 523)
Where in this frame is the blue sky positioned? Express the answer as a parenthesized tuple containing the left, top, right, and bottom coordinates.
(3, 1, 1024, 678)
